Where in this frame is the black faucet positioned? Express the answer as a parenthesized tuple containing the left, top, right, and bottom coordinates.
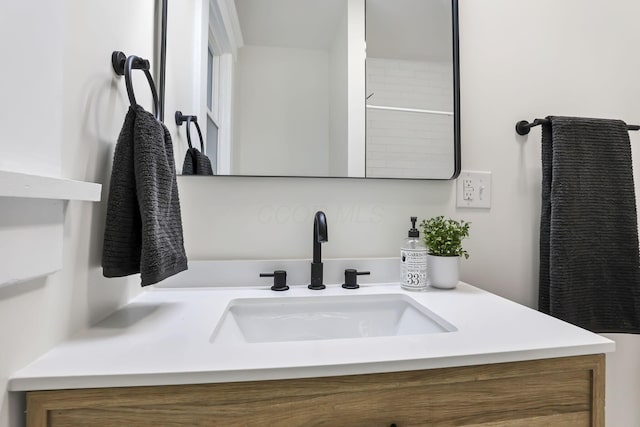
(309, 211, 328, 290)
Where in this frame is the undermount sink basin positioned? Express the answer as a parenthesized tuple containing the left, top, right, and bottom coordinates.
(210, 294, 456, 344)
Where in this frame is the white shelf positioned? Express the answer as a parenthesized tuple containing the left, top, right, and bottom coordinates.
(0, 170, 102, 201)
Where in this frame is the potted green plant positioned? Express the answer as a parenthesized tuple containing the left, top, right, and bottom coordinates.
(420, 216, 470, 289)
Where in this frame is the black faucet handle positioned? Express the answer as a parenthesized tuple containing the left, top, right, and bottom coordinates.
(342, 269, 370, 289)
(260, 270, 289, 291)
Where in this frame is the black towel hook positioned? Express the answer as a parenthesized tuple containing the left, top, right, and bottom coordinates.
(111, 51, 160, 121)
(175, 111, 205, 152)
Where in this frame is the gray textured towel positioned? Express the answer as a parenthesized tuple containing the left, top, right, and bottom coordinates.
(102, 105, 188, 286)
(182, 147, 214, 175)
(539, 116, 640, 333)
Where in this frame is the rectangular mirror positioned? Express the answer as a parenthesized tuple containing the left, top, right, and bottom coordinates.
(163, 0, 459, 179)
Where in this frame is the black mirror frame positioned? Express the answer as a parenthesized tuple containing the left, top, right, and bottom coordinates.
(451, 0, 461, 179)
(157, 0, 460, 180)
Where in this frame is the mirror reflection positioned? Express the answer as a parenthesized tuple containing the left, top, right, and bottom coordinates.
(165, 0, 459, 179)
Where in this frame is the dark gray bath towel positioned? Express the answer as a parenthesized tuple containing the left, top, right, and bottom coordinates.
(182, 147, 214, 175)
(539, 116, 640, 333)
(102, 105, 188, 286)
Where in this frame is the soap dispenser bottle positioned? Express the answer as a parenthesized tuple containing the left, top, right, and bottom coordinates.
(401, 216, 428, 291)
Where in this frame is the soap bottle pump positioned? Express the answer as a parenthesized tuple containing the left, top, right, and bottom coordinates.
(400, 216, 428, 291)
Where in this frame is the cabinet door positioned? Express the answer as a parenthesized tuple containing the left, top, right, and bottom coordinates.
(27, 354, 604, 427)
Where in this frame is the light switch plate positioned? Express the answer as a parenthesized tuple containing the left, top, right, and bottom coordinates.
(457, 171, 491, 209)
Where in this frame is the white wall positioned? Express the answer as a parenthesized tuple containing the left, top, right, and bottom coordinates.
(179, 0, 640, 424)
(0, 2, 63, 176)
(0, 1, 153, 426)
(0, 1, 66, 286)
(233, 45, 330, 176)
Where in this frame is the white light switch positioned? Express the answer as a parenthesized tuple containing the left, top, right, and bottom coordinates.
(457, 171, 491, 209)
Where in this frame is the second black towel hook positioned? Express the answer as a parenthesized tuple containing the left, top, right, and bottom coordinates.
(175, 111, 205, 152)
(111, 51, 160, 121)
(515, 119, 548, 135)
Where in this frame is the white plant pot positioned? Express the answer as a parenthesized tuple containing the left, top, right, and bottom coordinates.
(427, 255, 460, 289)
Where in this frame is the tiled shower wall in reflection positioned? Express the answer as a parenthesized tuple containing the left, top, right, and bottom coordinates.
(366, 58, 453, 178)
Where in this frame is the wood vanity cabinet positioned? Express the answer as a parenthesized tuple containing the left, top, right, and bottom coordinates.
(26, 354, 604, 426)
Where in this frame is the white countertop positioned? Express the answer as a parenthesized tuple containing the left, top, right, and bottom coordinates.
(9, 282, 615, 391)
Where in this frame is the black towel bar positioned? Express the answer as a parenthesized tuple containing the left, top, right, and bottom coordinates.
(111, 51, 160, 121)
(516, 118, 640, 135)
(175, 111, 205, 152)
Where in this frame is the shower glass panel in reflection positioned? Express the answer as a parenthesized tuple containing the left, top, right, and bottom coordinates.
(365, 0, 455, 179)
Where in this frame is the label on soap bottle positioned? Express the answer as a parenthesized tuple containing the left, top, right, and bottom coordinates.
(401, 248, 427, 290)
